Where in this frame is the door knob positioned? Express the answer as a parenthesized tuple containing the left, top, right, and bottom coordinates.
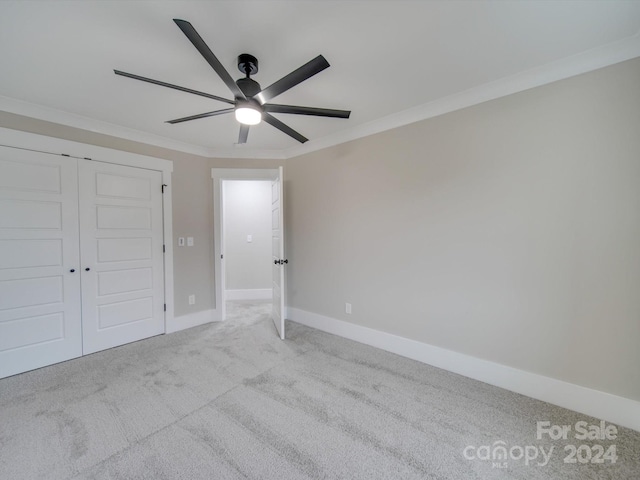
(282, 259, 288, 264)
(274, 259, 279, 265)
(69, 268, 76, 273)
(85, 267, 91, 271)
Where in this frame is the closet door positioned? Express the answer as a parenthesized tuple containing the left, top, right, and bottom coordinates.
(0, 148, 82, 378)
(78, 160, 165, 354)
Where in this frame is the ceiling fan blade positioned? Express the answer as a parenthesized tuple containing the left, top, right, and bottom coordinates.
(263, 113, 308, 143)
(255, 55, 330, 104)
(166, 108, 234, 124)
(238, 125, 250, 144)
(264, 104, 350, 118)
(173, 19, 246, 100)
(114, 70, 234, 105)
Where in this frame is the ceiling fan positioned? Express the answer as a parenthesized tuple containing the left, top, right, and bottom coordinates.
(114, 19, 350, 145)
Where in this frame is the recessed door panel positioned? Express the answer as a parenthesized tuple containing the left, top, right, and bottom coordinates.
(96, 205, 152, 230)
(0, 200, 62, 229)
(0, 147, 82, 379)
(96, 173, 151, 200)
(98, 298, 153, 330)
(0, 239, 62, 269)
(0, 158, 61, 193)
(97, 268, 152, 296)
(97, 238, 152, 263)
(0, 313, 64, 352)
(0, 276, 63, 310)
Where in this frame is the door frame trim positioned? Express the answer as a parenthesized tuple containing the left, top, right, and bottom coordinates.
(0, 127, 174, 332)
(211, 168, 279, 321)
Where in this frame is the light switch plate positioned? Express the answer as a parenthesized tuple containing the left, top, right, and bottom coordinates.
(178, 237, 185, 247)
(247, 234, 252, 243)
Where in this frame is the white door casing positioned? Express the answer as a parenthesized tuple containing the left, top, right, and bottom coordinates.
(0, 148, 82, 378)
(211, 168, 282, 327)
(78, 160, 165, 354)
(271, 166, 285, 339)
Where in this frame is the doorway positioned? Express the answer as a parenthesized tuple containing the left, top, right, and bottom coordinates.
(222, 179, 273, 323)
(211, 168, 285, 338)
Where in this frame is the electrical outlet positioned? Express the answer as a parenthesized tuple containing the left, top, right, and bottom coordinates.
(188, 294, 196, 305)
(247, 234, 252, 243)
(187, 237, 194, 247)
(345, 302, 352, 314)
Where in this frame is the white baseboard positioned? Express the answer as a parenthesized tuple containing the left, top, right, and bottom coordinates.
(225, 289, 272, 300)
(166, 308, 221, 334)
(287, 307, 640, 433)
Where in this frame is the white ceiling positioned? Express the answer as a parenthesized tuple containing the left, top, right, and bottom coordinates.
(1, 1, 639, 159)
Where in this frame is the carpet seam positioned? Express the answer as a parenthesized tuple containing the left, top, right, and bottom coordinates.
(66, 337, 310, 480)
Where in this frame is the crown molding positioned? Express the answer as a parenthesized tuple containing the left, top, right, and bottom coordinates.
(208, 147, 286, 160)
(284, 32, 640, 159)
(0, 95, 216, 157)
(2, 31, 639, 161)
(0, 95, 286, 160)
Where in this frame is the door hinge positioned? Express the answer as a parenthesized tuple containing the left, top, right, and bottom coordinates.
(221, 254, 224, 259)
(164, 303, 167, 312)
(163, 244, 166, 253)
(161, 184, 167, 193)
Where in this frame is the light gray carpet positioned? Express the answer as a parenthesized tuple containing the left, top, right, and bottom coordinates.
(0, 300, 638, 479)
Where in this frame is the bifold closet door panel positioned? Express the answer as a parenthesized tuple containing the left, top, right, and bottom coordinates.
(0, 148, 82, 379)
(78, 160, 165, 354)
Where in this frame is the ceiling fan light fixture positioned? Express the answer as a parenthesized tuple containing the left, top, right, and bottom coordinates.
(116, 20, 350, 144)
(235, 103, 262, 125)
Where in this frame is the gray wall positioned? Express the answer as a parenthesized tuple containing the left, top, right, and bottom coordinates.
(223, 180, 272, 290)
(2, 56, 639, 403)
(0, 111, 282, 317)
(285, 57, 640, 402)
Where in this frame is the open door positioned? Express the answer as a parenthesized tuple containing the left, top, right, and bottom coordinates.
(271, 166, 286, 339)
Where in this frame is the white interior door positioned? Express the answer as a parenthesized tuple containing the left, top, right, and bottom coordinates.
(0, 147, 82, 378)
(78, 160, 165, 354)
(271, 167, 286, 339)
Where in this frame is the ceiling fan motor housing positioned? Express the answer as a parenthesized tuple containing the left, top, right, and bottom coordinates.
(236, 77, 262, 98)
